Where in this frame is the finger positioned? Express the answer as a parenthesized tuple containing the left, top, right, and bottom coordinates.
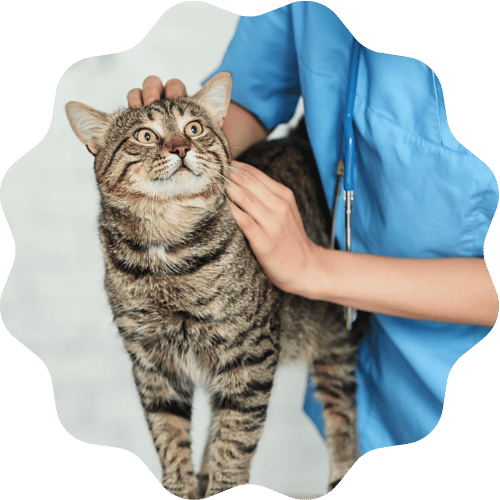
(229, 160, 267, 185)
(230, 160, 281, 193)
(226, 181, 267, 220)
(227, 163, 272, 198)
(230, 160, 305, 228)
(127, 88, 143, 108)
(229, 198, 287, 266)
(164, 79, 188, 99)
(227, 181, 287, 239)
(227, 199, 261, 239)
(228, 163, 276, 206)
(230, 160, 297, 212)
(142, 75, 164, 105)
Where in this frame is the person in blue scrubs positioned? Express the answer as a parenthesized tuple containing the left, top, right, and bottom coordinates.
(127, 2, 498, 458)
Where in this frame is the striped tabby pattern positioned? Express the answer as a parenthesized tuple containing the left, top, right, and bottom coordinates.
(66, 73, 359, 498)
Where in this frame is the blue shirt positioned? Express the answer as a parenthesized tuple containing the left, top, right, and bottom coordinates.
(210, 2, 497, 455)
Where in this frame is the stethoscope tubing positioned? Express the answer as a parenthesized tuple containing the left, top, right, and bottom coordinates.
(330, 38, 362, 248)
(330, 38, 362, 329)
(344, 38, 361, 193)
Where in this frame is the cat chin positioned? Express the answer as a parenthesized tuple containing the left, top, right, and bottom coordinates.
(137, 174, 218, 202)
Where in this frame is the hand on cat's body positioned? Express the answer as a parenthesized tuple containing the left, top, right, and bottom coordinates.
(227, 160, 321, 298)
(227, 162, 498, 326)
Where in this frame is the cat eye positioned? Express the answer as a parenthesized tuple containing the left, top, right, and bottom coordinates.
(185, 121, 203, 137)
(134, 129, 158, 144)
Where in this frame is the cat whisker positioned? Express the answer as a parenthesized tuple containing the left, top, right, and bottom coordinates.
(201, 171, 231, 205)
(199, 166, 232, 201)
(217, 161, 271, 193)
(200, 163, 255, 211)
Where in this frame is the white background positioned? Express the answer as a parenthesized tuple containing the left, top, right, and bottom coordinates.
(0, 3, 329, 496)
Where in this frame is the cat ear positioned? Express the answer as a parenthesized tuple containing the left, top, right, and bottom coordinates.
(65, 102, 112, 155)
(193, 72, 232, 127)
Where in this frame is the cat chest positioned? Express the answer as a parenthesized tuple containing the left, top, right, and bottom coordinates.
(123, 312, 231, 388)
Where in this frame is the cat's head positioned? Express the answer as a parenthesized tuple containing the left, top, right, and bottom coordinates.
(66, 72, 232, 205)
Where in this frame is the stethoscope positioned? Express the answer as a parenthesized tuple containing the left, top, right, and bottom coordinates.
(330, 39, 361, 330)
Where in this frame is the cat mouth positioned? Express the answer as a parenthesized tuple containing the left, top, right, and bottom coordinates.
(172, 165, 191, 175)
(152, 164, 200, 182)
(169, 162, 201, 179)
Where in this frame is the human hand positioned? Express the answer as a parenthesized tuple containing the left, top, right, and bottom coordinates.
(227, 160, 322, 297)
(127, 76, 187, 107)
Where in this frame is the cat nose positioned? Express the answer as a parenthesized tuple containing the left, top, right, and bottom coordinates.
(172, 144, 190, 158)
(166, 136, 190, 158)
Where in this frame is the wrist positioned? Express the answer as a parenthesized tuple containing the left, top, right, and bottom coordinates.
(294, 244, 340, 302)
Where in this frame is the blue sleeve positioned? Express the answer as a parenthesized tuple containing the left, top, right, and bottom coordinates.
(207, 6, 301, 131)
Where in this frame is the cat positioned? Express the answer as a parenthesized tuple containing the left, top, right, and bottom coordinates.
(66, 72, 358, 498)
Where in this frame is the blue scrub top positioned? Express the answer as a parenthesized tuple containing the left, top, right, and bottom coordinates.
(210, 1, 498, 455)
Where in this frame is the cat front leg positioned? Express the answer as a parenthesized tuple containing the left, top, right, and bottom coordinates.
(203, 343, 279, 497)
(132, 362, 198, 499)
(204, 391, 271, 496)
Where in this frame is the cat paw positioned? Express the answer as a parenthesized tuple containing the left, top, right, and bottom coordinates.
(164, 485, 199, 499)
(197, 473, 209, 498)
(204, 483, 236, 498)
(328, 479, 342, 491)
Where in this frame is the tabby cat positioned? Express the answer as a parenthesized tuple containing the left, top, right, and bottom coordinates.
(66, 72, 358, 498)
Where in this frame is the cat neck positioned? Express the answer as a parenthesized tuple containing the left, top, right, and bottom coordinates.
(100, 191, 233, 249)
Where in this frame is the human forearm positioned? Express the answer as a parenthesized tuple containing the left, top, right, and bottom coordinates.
(228, 161, 498, 328)
(308, 249, 498, 326)
(223, 101, 268, 157)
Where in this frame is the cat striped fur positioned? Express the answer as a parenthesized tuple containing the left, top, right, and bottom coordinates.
(66, 72, 359, 498)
